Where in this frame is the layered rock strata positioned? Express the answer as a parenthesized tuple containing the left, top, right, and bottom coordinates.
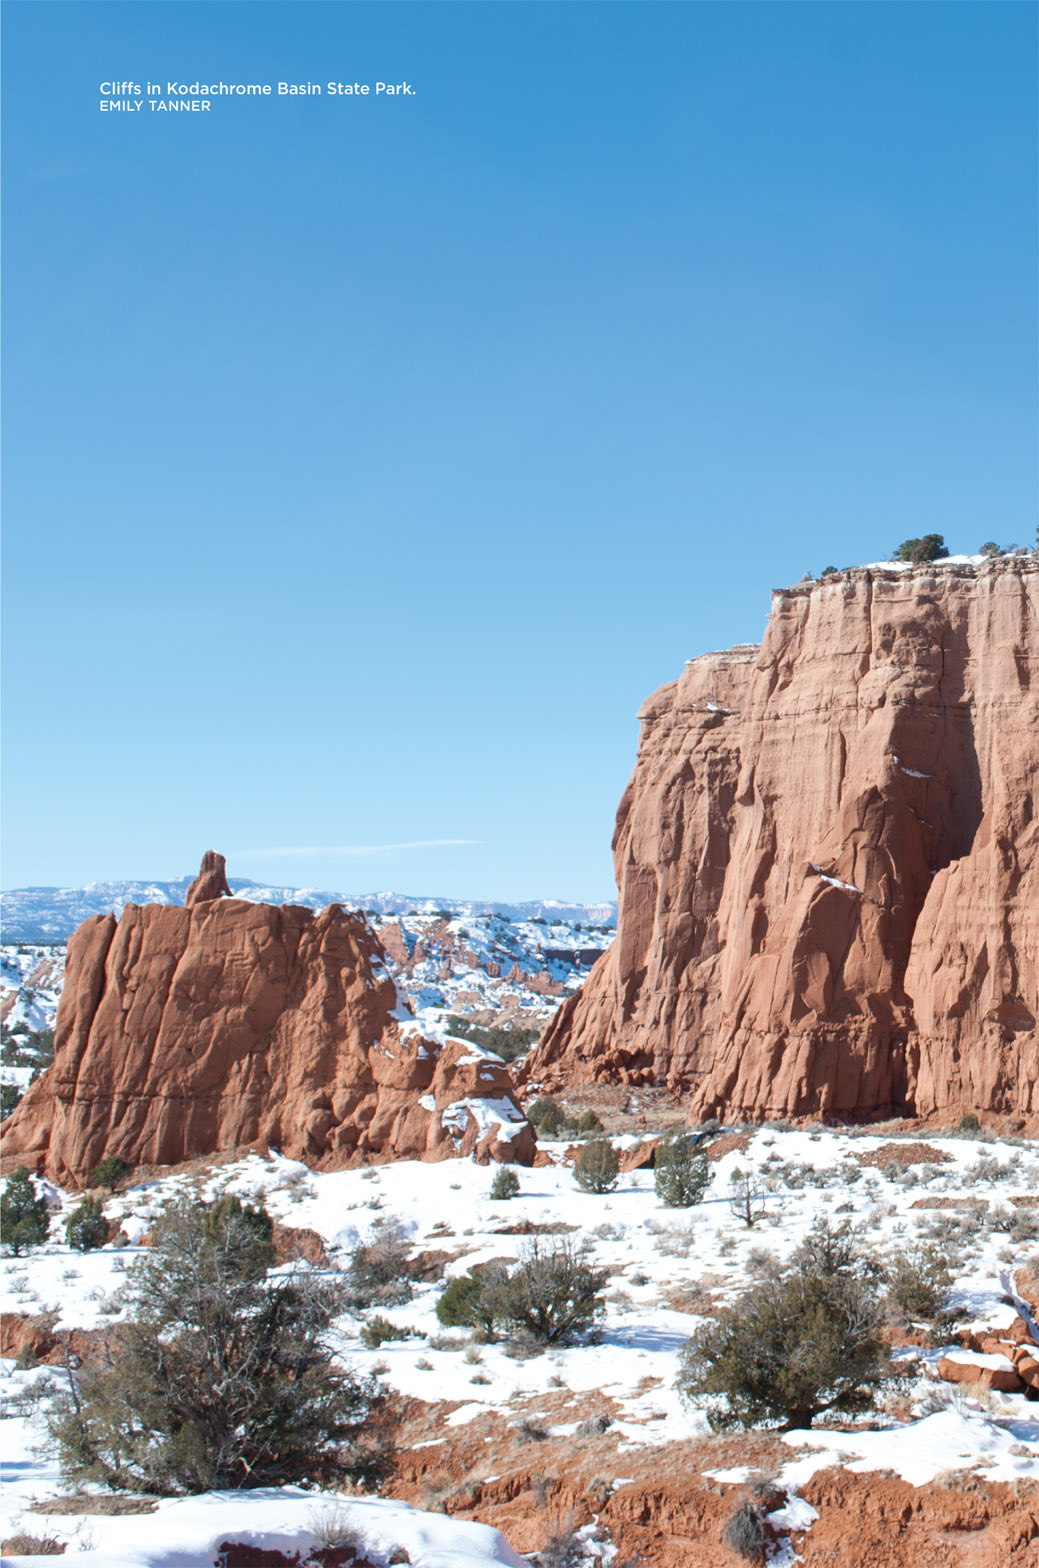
(2, 855, 534, 1183)
(525, 557, 1039, 1122)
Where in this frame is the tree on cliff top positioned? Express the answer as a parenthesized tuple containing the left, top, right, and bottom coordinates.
(892, 534, 950, 564)
(48, 1194, 386, 1494)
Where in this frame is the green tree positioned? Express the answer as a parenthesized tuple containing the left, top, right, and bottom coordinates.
(490, 1167, 520, 1200)
(654, 1132, 711, 1208)
(1, 1082, 22, 1119)
(446, 1018, 540, 1064)
(435, 1271, 489, 1331)
(1, 1166, 50, 1255)
(573, 1137, 619, 1194)
(65, 1197, 109, 1253)
(201, 1193, 274, 1273)
(89, 1155, 133, 1192)
(677, 1220, 890, 1431)
(892, 534, 949, 564)
(47, 1194, 385, 1494)
(527, 1097, 563, 1138)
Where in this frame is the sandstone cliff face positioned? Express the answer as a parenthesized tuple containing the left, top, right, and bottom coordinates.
(2, 859, 534, 1183)
(525, 557, 1039, 1123)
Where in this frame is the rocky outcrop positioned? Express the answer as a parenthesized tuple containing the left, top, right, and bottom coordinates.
(185, 849, 232, 906)
(525, 557, 1039, 1124)
(1, 857, 534, 1184)
(392, 1399, 1039, 1568)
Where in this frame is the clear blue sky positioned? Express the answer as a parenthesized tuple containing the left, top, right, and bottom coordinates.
(3, 1, 1036, 900)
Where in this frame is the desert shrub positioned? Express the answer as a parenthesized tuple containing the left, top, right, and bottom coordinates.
(723, 1501, 770, 1563)
(513, 1415, 548, 1443)
(46, 1194, 385, 1494)
(65, 1197, 109, 1253)
(20, 1028, 55, 1079)
(1, 1166, 50, 1255)
(727, 1169, 768, 1227)
(360, 1315, 411, 1348)
(442, 1241, 608, 1346)
(89, 1155, 133, 1192)
(490, 1167, 521, 1201)
(306, 1500, 370, 1552)
(202, 1194, 274, 1269)
(966, 1155, 1018, 1185)
(655, 1133, 710, 1208)
(481, 1238, 609, 1345)
(958, 1112, 982, 1132)
(678, 1219, 890, 1430)
(573, 1138, 619, 1194)
(1, 1081, 23, 1119)
(0, 1531, 66, 1556)
(892, 533, 949, 564)
(533, 1527, 585, 1568)
(575, 1110, 604, 1136)
(883, 1247, 952, 1323)
(446, 1018, 539, 1063)
(347, 1219, 414, 1307)
(435, 1272, 489, 1331)
(990, 1207, 1039, 1244)
(927, 1307, 968, 1347)
(745, 1247, 776, 1278)
(527, 1097, 563, 1137)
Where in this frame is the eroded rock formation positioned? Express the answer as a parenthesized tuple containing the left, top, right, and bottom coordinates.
(525, 557, 1039, 1123)
(185, 848, 233, 906)
(1, 857, 534, 1183)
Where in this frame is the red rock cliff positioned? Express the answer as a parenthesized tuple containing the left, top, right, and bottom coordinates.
(525, 557, 1039, 1123)
(2, 857, 534, 1183)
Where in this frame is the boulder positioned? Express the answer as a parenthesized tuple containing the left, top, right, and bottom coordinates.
(937, 1353, 1025, 1394)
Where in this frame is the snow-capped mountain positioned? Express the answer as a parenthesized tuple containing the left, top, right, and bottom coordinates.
(0, 878, 616, 943)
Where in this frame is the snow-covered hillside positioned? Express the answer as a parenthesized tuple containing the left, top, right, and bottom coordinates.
(3, 1124, 1039, 1564)
(0, 880, 616, 943)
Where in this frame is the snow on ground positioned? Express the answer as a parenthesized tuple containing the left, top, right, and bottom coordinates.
(847, 554, 991, 574)
(0, 1484, 527, 1567)
(0, 948, 63, 1035)
(375, 909, 612, 1038)
(3, 1124, 1039, 1563)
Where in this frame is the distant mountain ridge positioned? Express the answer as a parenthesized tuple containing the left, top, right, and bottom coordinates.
(1, 877, 617, 943)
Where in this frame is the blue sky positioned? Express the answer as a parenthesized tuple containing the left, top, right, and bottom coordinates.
(3, 1, 1036, 900)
